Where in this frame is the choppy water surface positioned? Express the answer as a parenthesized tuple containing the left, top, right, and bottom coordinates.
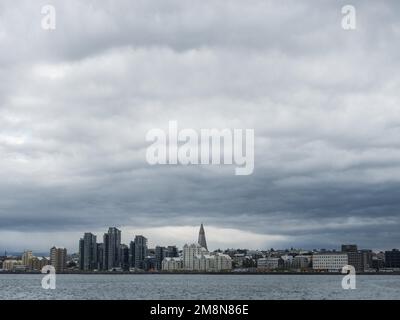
(0, 274, 399, 300)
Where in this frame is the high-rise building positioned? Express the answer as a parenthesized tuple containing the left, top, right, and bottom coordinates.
(97, 243, 104, 270)
(50, 247, 67, 272)
(155, 246, 167, 271)
(129, 241, 135, 268)
(198, 223, 208, 250)
(104, 227, 121, 270)
(134, 235, 147, 269)
(183, 243, 206, 270)
(79, 233, 98, 271)
(120, 244, 130, 271)
(102, 233, 109, 270)
(22, 250, 33, 267)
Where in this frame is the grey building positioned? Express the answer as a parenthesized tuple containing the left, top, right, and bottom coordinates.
(155, 246, 167, 271)
(167, 246, 179, 258)
(97, 243, 104, 270)
(120, 244, 130, 271)
(134, 235, 148, 269)
(129, 241, 135, 268)
(103, 227, 121, 270)
(385, 249, 400, 268)
(102, 233, 109, 270)
(79, 232, 98, 271)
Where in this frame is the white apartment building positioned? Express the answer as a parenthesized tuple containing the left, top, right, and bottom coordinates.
(22, 250, 33, 267)
(2, 260, 20, 271)
(183, 243, 206, 270)
(162, 257, 183, 271)
(312, 253, 348, 272)
(182, 243, 232, 272)
(215, 253, 232, 271)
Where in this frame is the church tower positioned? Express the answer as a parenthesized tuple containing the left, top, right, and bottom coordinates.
(198, 223, 208, 251)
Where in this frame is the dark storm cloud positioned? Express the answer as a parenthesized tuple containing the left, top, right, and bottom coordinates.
(0, 0, 400, 251)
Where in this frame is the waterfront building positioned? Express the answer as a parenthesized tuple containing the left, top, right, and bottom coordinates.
(292, 255, 311, 269)
(2, 260, 19, 271)
(183, 243, 206, 270)
(155, 246, 168, 271)
(102, 233, 109, 270)
(183, 243, 231, 272)
(30, 257, 49, 271)
(79, 233, 98, 271)
(280, 254, 293, 269)
(312, 253, 348, 272)
(347, 251, 363, 272)
(104, 227, 121, 270)
(215, 253, 232, 271)
(120, 244, 130, 271)
(22, 250, 33, 268)
(257, 257, 280, 270)
(361, 250, 373, 270)
(96, 243, 104, 270)
(50, 247, 67, 272)
(232, 253, 246, 268)
(162, 257, 183, 271)
(129, 241, 135, 268)
(143, 255, 156, 271)
(385, 249, 400, 268)
(134, 235, 148, 269)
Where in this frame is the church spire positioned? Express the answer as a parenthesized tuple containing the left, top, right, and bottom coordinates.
(198, 223, 208, 250)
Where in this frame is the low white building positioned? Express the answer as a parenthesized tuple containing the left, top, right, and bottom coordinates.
(2, 260, 20, 271)
(182, 243, 232, 272)
(162, 257, 183, 271)
(312, 253, 348, 272)
(215, 253, 232, 271)
(257, 257, 280, 270)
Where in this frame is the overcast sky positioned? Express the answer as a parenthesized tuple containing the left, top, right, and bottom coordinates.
(1, 0, 400, 253)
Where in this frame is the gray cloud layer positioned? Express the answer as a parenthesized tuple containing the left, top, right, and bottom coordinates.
(1, 0, 400, 251)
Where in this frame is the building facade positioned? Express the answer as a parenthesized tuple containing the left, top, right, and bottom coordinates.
(162, 257, 183, 271)
(312, 253, 348, 272)
(79, 232, 98, 271)
(385, 249, 400, 268)
(50, 247, 67, 272)
(134, 235, 148, 269)
(104, 227, 121, 270)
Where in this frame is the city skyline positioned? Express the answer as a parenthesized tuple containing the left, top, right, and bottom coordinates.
(1, 223, 398, 255)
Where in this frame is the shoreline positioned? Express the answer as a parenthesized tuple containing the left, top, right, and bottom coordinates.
(1, 271, 400, 276)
